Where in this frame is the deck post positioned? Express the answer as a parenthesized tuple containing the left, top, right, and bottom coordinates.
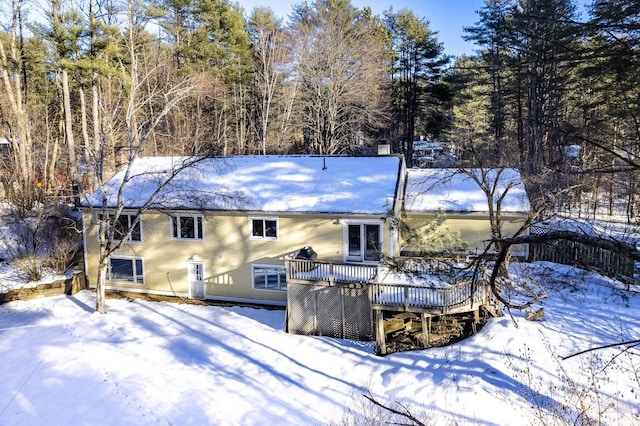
(421, 313, 431, 346)
(482, 280, 487, 305)
(329, 263, 334, 286)
(375, 309, 386, 355)
(442, 289, 448, 314)
(404, 287, 409, 311)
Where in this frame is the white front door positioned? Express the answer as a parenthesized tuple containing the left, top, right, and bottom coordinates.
(187, 262, 205, 299)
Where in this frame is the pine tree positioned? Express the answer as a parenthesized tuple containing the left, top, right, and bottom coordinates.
(385, 8, 450, 166)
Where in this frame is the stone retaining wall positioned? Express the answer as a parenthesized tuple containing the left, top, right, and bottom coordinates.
(0, 271, 86, 303)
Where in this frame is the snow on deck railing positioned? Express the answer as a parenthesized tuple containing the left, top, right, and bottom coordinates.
(368, 280, 488, 313)
(286, 258, 499, 314)
(286, 259, 378, 286)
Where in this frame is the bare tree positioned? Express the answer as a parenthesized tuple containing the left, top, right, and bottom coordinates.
(3, 201, 80, 283)
(248, 7, 287, 155)
(87, 0, 197, 313)
(0, 0, 35, 206)
(459, 167, 528, 251)
(487, 229, 640, 311)
(290, 0, 389, 154)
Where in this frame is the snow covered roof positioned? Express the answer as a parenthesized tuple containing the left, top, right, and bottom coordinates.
(82, 155, 403, 215)
(405, 168, 530, 214)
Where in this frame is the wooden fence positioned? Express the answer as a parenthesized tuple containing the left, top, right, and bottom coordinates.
(528, 226, 638, 289)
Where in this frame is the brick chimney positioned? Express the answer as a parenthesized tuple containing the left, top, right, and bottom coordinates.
(114, 145, 130, 169)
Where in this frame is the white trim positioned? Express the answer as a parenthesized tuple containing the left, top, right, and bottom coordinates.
(107, 255, 145, 285)
(251, 263, 287, 291)
(340, 219, 384, 263)
(169, 214, 205, 240)
(96, 211, 143, 243)
(390, 224, 397, 257)
(339, 218, 385, 225)
(248, 216, 279, 240)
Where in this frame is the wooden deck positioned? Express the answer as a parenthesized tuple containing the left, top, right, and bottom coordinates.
(285, 259, 378, 286)
(286, 259, 502, 354)
(369, 280, 498, 316)
(285, 259, 501, 316)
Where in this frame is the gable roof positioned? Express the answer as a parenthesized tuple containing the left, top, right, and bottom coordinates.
(405, 168, 530, 214)
(82, 155, 403, 215)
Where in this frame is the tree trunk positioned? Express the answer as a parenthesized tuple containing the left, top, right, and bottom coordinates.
(92, 72, 101, 182)
(62, 69, 78, 184)
(79, 85, 91, 187)
(96, 253, 107, 314)
(0, 18, 34, 204)
(46, 113, 61, 190)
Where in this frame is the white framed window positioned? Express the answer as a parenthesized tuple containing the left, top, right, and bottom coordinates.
(107, 256, 144, 285)
(99, 212, 142, 242)
(341, 219, 383, 263)
(170, 215, 204, 240)
(252, 264, 287, 291)
(249, 217, 278, 240)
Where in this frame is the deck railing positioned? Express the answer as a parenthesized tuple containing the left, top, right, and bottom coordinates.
(286, 259, 500, 315)
(369, 279, 493, 314)
(286, 259, 378, 286)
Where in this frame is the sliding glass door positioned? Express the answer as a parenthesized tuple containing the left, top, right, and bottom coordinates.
(345, 222, 381, 262)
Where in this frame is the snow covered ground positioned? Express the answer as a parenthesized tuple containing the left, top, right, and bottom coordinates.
(0, 262, 73, 293)
(0, 262, 638, 425)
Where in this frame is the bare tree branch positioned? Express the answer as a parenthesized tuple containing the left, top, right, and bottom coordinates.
(561, 339, 640, 361)
(485, 229, 638, 312)
(362, 393, 426, 426)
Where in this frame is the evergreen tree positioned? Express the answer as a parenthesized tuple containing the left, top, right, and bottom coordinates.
(385, 8, 451, 166)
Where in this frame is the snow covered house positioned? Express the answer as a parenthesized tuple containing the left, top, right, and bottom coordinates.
(411, 140, 457, 168)
(403, 168, 531, 256)
(80, 155, 406, 305)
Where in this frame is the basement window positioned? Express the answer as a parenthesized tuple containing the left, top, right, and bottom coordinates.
(108, 256, 144, 285)
(252, 264, 287, 291)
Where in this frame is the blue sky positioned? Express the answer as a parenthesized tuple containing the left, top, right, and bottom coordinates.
(237, 0, 593, 57)
(236, 0, 487, 57)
